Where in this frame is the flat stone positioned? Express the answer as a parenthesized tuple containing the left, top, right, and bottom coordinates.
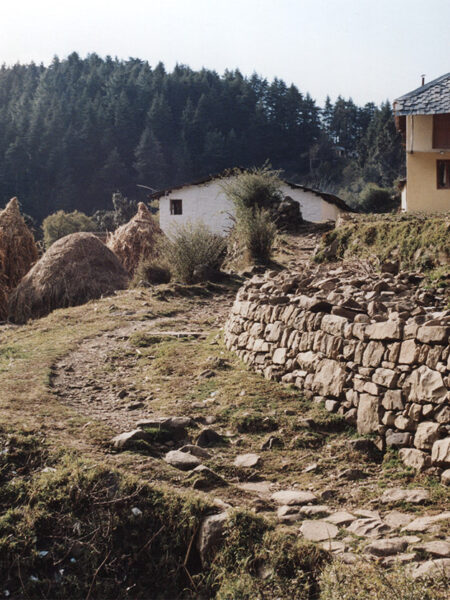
(234, 453, 261, 468)
(347, 517, 391, 538)
(416, 325, 449, 344)
(271, 490, 317, 506)
(383, 511, 415, 529)
(413, 541, 450, 558)
(299, 520, 339, 542)
(403, 512, 450, 533)
(380, 488, 430, 504)
(366, 320, 402, 341)
(164, 450, 201, 471)
(365, 537, 409, 556)
(325, 511, 356, 526)
(412, 558, 450, 579)
(238, 481, 273, 495)
(299, 505, 331, 517)
(354, 509, 381, 519)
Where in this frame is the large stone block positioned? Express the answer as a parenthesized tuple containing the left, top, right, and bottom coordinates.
(409, 365, 447, 403)
(366, 320, 403, 341)
(414, 422, 441, 451)
(398, 339, 420, 364)
(357, 394, 380, 434)
(431, 438, 450, 466)
(362, 341, 385, 367)
(312, 358, 347, 398)
(321, 314, 348, 337)
(372, 367, 398, 389)
(417, 326, 450, 344)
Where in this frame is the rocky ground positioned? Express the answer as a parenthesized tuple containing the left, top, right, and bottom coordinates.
(40, 228, 450, 584)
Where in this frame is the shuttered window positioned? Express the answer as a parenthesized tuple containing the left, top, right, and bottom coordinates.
(437, 160, 450, 189)
(170, 199, 182, 215)
(433, 114, 450, 148)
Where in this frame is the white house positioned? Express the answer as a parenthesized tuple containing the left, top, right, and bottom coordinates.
(151, 174, 351, 236)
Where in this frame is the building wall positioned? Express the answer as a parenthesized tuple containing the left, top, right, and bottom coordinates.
(406, 151, 450, 212)
(159, 178, 344, 236)
(404, 115, 450, 212)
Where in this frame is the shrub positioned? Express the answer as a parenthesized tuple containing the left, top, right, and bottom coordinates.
(222, 166, 280, 264)
(132, 257, 171, 286)
(160, 222, 226, 284)
(42, 210, 96, 249)
(357, 183, 396, 213)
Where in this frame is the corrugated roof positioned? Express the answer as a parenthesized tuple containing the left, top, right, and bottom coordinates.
(394, 72, 450, 116)
(149, 171, 353, 212)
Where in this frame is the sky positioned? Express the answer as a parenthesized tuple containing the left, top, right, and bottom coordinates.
(0, 0, 449, 106)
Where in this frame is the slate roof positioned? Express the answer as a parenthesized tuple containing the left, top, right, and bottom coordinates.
(149, 171, 352, 212)
(394, 72, 450, 115)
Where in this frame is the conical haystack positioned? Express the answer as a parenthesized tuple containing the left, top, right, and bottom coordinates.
(8, 232, 129, 324)
(0, 197, 38, 289)
(107, 202, 162, 276)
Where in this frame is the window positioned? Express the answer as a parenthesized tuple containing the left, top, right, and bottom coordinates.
(170, 199, 182, 215)
(433, 114, 450, 149)
(437, 160, 450, 189)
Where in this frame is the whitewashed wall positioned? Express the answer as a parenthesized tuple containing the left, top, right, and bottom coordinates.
(159, 178, 344, 236)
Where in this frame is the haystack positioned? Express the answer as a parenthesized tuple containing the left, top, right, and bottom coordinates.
(8, 232, 129, 324)
(0, 278, 8, 321)
(0, 197, 38, 289)
(107, 202, 162, 276)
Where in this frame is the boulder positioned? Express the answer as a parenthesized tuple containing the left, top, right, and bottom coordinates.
(197, 512, 228, 566)
(196, 428, 225, 447)
(365, 537, 409, 557)
(164, 450, 201, 471)
(399, 448, 431, 472)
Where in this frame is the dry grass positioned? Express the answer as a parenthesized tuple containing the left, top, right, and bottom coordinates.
(0, 197, 38, 289)
(107, 202, 162, 276)
(0, 277, 7, 321)
(8, 232, 129, 323)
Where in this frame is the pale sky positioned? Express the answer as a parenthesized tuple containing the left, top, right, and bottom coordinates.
(0, 0, 448, 106)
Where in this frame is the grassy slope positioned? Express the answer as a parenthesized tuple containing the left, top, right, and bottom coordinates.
(0, 282, 448, 599)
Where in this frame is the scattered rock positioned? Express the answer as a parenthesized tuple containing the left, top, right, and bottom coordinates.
(111, 429, 150, 450)
(188, 465, 228, 490)
(197, 512, 229, 566)
(164, 450, 201, 471)
(383, 511, 414, 529)
(365, 537, 409, 557)
(299, 520, 339, 542)
(402, 512, 450, 533)
(233, 453, 261, 468)
(325, 511, 356, 526)
(413, 541, 450, 558)
(380, 488, 430, 505)
(412, 558, 450, 579)
(321, 540, 346, 554)
(271, 490, 317, 506)
(347, 518, 391, 538)
(338, 468, 367, 481)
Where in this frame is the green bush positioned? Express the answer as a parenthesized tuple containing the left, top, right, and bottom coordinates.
(42, 210, 96, 249)
(357, 183, 396, 213)
(222, 166, 281, 264)
(161, 221, 226, 283)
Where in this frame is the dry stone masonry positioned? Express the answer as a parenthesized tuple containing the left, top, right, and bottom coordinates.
(224, 264, 450, 482)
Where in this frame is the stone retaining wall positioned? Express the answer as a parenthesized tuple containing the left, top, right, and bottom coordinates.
(224, 265, 450, 480)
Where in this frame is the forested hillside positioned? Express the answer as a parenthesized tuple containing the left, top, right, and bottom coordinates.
(0, 52, 404, 221)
